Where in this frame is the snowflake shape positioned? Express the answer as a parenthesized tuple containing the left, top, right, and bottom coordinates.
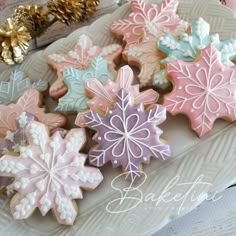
(79, 89, 171, 181)
(158, 18, 236, 66)
(163, 44, 236, 138)
(0, 67, 48, 105)
(0, 121, 103, 225)
(76, 65, 159, 127)
(48, 34, 122, 99)
(0, 88, 66, 136)
(56, 57, 115, 113)
(110, 0, 188, 49)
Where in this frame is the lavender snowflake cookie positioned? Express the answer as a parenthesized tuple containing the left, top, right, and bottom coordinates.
(75, 89, 171, 181)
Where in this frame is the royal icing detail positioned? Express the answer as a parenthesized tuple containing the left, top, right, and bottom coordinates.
(56, 57, 115, 113)
(48, 34, 122, 99)
(158, 18, 236, 66)
(0, 121, 103, 225)
(76, 65, 159, 127)
(0, 112, 34, 157)
(163, 44, 236, 138)
(0, 67, 48, 105)
(0, 88, 66, 136)
(110, 0, 188, 49)
(76, 89, 171, 181)
(124, 41, 170, 88)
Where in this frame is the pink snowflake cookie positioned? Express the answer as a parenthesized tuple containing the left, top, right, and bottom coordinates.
(48, 34, 122, 99)
(0, 121, 103, 225)
(76, 89, 171, 181)
(110, 0, 188, 49)
(76, 65, 159, 127)
(163, 44, 236, 138)
(0, 88, 66, 136)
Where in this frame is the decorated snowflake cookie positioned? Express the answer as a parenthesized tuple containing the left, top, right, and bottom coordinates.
(0, 121, 103, 225)
(48, 34, 122, 99)
(0, 88, 66, 136)
(56, 57, 115, 113)
(124, 41, 170, 88)
(158, 18, 236, 66)
(76, 89, 171, 181)
(163, 44, 236, 138)
(110, 0, 188, 49)
(0, 112, 34, 157)
(0, 67, 48, 105)
(86, 65, 158, 112)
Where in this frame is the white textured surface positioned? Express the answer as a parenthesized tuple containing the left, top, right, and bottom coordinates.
(1, 0, 236, 235)
(154, 187, 236, 236)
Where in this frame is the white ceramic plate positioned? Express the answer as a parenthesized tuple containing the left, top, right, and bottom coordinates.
(1, 0, 236, 235)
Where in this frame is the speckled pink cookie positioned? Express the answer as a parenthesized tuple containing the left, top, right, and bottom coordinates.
(0, 121, 103, 225)
(163, 44, 236, 138)
(76, 65, 159, 127)
(110, 0, 188, 49)
(0, 88, 66, 136)
(48, 34, 122, 99)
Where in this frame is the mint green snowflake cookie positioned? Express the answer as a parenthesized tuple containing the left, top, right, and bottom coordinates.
(158, 17, 236, 66)
(55, 57, 115, 113)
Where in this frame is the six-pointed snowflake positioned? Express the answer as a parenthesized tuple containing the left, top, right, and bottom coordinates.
(80, 89, 171, 181)
(110, 0, 188, 49)
(48, 34, 122, 98)
(163, 44, 236, 138)
(0, 121, 103, 225)
(56, 57, 115, 113)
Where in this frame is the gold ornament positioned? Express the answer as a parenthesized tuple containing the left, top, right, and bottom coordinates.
(47, 0, 100, 25)
(84, 0, 100, 19)
(12, 5, 49, 33)
(0, 18, 31, 65)
(47, 0, 85, 25)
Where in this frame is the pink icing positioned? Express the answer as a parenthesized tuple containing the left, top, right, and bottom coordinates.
(110, 0, 188, 50)
(220, 0, 236, 12)
(76, 65, 159, 127)
(48, 34, 122, 99)
(0, 121, 103, 225)
(163, 44, 236, 138)
(0, 88, 66, 136)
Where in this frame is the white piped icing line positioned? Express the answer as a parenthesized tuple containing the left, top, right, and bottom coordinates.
(0, 121, 103, 225)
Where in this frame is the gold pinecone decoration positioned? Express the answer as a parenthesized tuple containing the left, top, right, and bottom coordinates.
(47, 0, 100, 25)
(12, 5, 49, 33)
(84, 0, 100, 19)
(0, 18, 31, 65)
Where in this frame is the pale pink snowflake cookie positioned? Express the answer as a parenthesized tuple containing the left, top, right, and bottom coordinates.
(0, 88, 66, 136)
(48, 34, 122, 99)
(110, 0, 188, 49)
(76, 89, 171, 181)
(163, 44, 236, 138)
(76, 65, 159, 127)
(0, 121, 103, 225)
